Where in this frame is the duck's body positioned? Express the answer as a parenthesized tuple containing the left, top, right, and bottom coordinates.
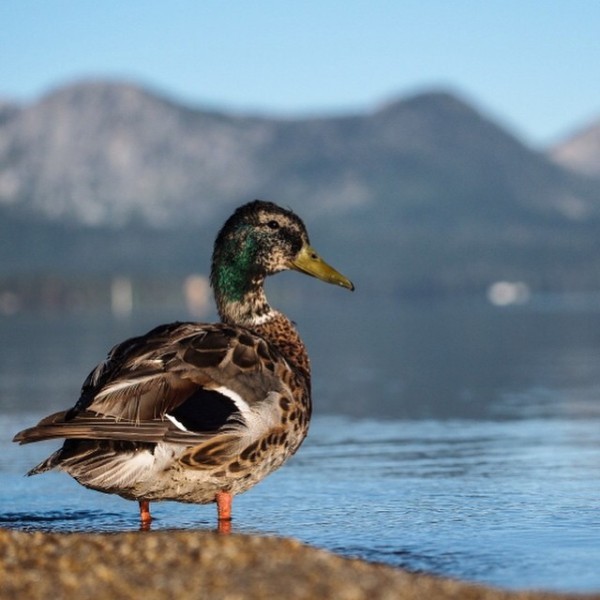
(27, 320, 310, 506)
(14, 200, 353, 528)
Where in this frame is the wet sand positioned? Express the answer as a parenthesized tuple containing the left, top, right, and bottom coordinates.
(0, 528, 596, 599)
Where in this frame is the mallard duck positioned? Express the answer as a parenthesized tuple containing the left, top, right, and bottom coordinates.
(13, 200, 353, 530)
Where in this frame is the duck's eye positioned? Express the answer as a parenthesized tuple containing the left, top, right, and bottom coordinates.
(266, 220, 280, 230)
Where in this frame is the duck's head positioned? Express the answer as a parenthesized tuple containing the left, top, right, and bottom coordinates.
(211, 200, 354, 319)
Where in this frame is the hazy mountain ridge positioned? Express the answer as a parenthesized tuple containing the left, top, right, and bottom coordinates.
(550, 118, 600, 178)
(2, 80, 597, 227)
(1, 80, 599, 294)
(0, 82, 271, 226)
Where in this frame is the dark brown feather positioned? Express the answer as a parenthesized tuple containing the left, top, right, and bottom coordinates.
(13, 321, 298, 448)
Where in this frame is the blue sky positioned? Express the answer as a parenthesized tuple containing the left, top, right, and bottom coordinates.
(1, 1, 599, 146)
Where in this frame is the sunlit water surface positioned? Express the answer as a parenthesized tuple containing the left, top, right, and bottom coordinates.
(1, 296, 599, 593)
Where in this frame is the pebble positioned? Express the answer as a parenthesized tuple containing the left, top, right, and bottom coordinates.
(0, 529, 595, 600)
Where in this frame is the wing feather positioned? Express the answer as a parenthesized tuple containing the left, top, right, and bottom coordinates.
(14, 321, 298, 449)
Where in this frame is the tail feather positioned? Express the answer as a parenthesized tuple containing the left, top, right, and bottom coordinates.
(26, 448, 64, 476)
(13, 411, 70, 444)
(13, 410, 170, 444)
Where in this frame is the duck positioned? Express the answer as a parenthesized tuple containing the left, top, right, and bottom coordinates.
(13, 200, 354, 531)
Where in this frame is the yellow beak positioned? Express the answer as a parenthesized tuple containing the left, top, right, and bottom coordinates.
(290, 244, 354, 291)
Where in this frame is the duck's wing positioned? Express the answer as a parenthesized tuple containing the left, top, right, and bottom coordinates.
(13, 321, 298, 447)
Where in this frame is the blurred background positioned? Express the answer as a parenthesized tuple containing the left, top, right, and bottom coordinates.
(1, 2, 599, 592)
(1, 0, 600, 415)
(1, 1, 600, 308)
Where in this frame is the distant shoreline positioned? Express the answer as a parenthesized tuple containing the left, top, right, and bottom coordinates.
(0, 528, 593, 599)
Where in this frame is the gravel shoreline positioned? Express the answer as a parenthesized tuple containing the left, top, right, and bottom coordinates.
(0, 528, 596, 600)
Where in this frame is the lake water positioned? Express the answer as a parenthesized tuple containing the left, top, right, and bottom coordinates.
(0, 294, 599, 593)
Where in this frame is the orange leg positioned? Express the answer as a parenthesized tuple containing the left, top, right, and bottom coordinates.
(216, 491, 232, 534)
(139, 499, 152, 528)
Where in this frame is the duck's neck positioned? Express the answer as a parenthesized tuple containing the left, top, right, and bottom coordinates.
(212, 267, 311, 382)
(253, 311, 311, 384)
(214, 275, 272, 327)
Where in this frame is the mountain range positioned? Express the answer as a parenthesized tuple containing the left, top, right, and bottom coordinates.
(1, 80, 599, 296)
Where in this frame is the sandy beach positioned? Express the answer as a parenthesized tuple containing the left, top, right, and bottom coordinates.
(0, 528, 596, 600)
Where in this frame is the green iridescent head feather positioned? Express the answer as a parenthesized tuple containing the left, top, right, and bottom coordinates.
(210, 199, 353, 312)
